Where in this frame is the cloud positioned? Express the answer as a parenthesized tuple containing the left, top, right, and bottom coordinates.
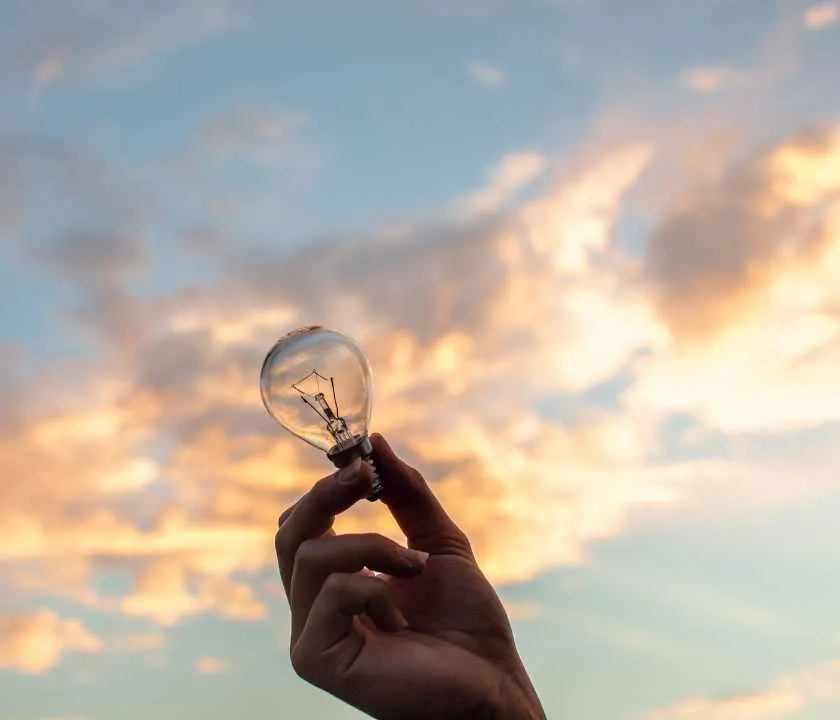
(501, 601, 542, 622)
(680, 66, 747, 93)
(804, 2, 839, 29)
(162, 103, 318, 237)
(0, 132, 679, 626)
(0, 611, 103, 674)
(466, 61, 508, 88)
(0, 0, 245, 93)
(645, 660, 840, 719)
(121, 563, 268, 625)
(5, 108, 840, 646)
(110, 632, 167, 653)
(647, 691, 801, 720)
(195, 656, 230, 674)
(456, 151, 549, 217)
(188, 105, 315, 172)
(630, 127, 840, 433)
(0, 131, 157, 247)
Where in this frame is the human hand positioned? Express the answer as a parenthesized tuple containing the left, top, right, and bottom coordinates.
(275, 433, 546, 720)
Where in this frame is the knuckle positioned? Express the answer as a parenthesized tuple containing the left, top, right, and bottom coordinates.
(274, 524, 294, 559)
(357, 531, 387, 547)
(368, 577, 389, 604)
(451, 524, 470, 546)
(406, 464, 424, 483)
(347, 533, 393, 563)
(311, 473, 336, 503)
(294, 538, 321, 567)
(290, 643, 315, 680)
(323, 572, 344, 594)
(322, 572, 347, 596)
(277, 506, 295, 529)
(448, 524, 473, 554)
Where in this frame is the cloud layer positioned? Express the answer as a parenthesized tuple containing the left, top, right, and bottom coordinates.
(3, 97, 840, 676)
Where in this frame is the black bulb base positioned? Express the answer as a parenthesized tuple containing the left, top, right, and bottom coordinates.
(327, 435, 383, 502)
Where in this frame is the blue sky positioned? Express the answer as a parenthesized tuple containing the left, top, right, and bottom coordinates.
(3, 1, 840, 719)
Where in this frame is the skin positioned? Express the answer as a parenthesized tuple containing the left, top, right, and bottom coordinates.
(275, 433, 547, 720)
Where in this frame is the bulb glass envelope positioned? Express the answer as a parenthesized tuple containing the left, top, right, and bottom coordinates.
(260, 326, 373, 456)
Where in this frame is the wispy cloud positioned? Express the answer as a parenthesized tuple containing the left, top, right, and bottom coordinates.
(501, 601, 542, 622)
(0, 0, 246, 94)
(681, 66, 747, 93)
(804, 2, 839, 30)
(189, 105, 315, 172)
(195, 656, 230, 674)
(164, 102, 318, 234)
(456, 151, 548, 216)
(645, 660, 840, 719)
(110, 632, 167, 653)
(466, 60, 508, 88)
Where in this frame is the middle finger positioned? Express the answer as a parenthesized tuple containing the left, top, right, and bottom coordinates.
(290, 533, 428, 643)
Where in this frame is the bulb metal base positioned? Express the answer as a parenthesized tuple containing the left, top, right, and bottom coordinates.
(327, 435, 383, 502)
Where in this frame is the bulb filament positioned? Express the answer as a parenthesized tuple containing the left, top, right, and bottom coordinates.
(292, 370, 354, 447)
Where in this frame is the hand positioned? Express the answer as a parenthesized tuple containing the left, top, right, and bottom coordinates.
(275, 433, 546, 720)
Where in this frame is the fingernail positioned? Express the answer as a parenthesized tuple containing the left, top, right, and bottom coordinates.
(337, 457, 363, 484)
(400, 548, 429, 567)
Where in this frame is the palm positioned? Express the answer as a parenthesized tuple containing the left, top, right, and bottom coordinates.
(387, 554, 514, 663)
(336, 554, 519, 720)
(347, 562, 509, 720)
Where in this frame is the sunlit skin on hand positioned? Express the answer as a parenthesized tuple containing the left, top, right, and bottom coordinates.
(275, 434, 547, 720)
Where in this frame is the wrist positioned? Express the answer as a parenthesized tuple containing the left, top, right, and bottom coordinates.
(494, 696, 546, 720)
(491, 669, 546, 720)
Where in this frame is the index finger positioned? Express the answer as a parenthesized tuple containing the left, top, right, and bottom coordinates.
(370, 434, 472, 557)
(275, 458, 372, 596)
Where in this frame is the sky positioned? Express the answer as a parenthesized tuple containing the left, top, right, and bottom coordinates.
(2, 0, 840, 718)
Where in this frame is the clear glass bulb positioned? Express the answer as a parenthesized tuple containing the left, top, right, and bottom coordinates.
(260, 326, 382, 500)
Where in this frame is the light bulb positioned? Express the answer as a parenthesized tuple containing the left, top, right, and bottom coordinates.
(259, 326, 382, 501)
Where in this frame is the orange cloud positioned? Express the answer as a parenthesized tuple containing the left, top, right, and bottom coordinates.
(4, 122, 840, 644)
(501, 601, 542, 622)
(647, 660, 840, 719)
(195, 656, 230, 674)
(804, 2, 839, 29)
(648, 691, 802, 720)
(0, 137, 674, 627)
(631, 127, 840, 433)
(0, 611, 103, 674)
(681, 66, 747, 93)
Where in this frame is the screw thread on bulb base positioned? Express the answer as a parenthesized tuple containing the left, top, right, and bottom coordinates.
(364, 456, 383, 502)
(327, 435, 382, 502)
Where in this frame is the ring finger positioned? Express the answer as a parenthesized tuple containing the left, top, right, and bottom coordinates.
(290, 533, 428, 643)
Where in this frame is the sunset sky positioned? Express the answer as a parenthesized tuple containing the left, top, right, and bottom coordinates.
(3, 1, 840, 719)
